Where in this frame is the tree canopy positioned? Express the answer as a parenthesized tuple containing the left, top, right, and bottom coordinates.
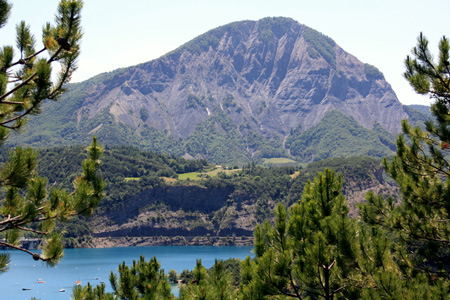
(0, 0, 104, 272)
(360, 32, 450, 291)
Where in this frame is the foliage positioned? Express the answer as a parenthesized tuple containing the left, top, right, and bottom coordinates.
(139, 107, 149, 122)
(360, 33, 450, 279)
(407, 104, 432, 117)
(241, 170, 373, 299)
(240, 169, 450, 299)
(110, 256, 173, 300)
(290, 156, 382, 196)
(169, 21, 243, 56)
(0, 0, 106, 272)
(185, 109, 250, 164)
(222, 94, 236, 109)
(71, 282, 113, 300)
(6, 101, 429, 166)
(186, 93, 206, 109)
(73, 258, 239, 300)
(168, 269, 178, 284)
(364, 63, 384, 80)
(307, 46, 321, 59)
(71, 33, 450, 300)
(403, 105, 433, 131)
(0, 137, 103, 269)
(170, 17, 293, 56)
(72, 255, 173, 300)
(33, 145, 207, 216)
(0, 138, 102, 265)
(27, 146, 386, 240)
(303, 27, 336, 69)
(0, 0, 83, 139)
(180, 259, 236, 300)
(7, 97, 186, 157)
(35, 145, 207, 184)
(179, 268, 194, 284)
(244, 131, 288, 160)
(286, 110, 395, 162)
(1, 13, 431, 166)
(256, 17, 293, 47)
(210, 258, 242, 287)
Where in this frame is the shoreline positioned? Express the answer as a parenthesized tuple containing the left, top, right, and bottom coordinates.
(2, 236, 254, 250)
(90, 235, 254, 248)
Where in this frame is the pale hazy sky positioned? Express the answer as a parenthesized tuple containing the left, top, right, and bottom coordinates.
(1, 0, 449, 105)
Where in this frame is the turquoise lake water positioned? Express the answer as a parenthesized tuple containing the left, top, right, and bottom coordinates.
(0, 246, 254, 300)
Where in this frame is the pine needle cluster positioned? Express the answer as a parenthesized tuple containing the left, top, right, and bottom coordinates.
(0, 0, 104, 272)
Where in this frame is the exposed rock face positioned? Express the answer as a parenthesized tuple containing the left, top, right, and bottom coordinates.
(82, 17, 406, 140)
(92, 185, 256, 239)
(102, 185, 233, 225)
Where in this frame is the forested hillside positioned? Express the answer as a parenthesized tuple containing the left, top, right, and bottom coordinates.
(5, 145, 396, 247)
(285, 110, 396, 161)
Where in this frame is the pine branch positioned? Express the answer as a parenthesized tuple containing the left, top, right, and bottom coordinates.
(7, 47, 46, 69)
(0, 240, 50, 262)
(0, 72, 37, 102)
(16, 226, 46, 235)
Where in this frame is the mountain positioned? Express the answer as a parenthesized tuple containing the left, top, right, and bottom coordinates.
(407, 104, 431, 117)
(8, 17, 425, 164)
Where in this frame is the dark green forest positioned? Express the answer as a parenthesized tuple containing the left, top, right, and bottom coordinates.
(2, 145, 388, 247)
(285, 110, 396, 161)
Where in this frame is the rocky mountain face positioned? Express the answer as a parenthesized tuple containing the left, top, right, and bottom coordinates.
(101, 17, 406, 134)
(9, 17, 415, 163)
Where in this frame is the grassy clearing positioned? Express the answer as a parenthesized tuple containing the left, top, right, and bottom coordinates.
(262, 157, 297, 165)
(126, 168, 241, 183)
(162, 177, 177, 184)
(124, 177, 140, 182)
(177, 168, 240, 181)
(177, 172, 203, 181)
(290, 171, 300, 179)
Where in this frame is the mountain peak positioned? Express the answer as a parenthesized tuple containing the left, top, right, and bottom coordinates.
(169, 17, 299, 57)
(9, 17, 410, 163)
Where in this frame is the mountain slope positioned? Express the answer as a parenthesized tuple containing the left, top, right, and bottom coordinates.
(8, 17, 415, 163)
(286, 110, 396, 162)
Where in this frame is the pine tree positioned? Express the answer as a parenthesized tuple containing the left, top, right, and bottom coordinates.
(207, 259, 235, 300)
(0, 0, 82, 134)
(108, 256, 173, 300)
(73, 256, 174, 300)
(0, 0, 104, 272)
(179, 259, 236, 300)
(72, 254, 176, 300)
(237, 168, 447, 299)
(71, 282, 114, 300)
(241, 169, 369, 299)
(179, 259, 209, 300)
(360, 33, 450, 279)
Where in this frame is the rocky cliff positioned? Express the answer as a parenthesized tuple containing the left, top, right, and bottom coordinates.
(90, 17, 406, 136)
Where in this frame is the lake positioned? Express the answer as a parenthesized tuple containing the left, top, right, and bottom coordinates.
(0, 246, 254, 300)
